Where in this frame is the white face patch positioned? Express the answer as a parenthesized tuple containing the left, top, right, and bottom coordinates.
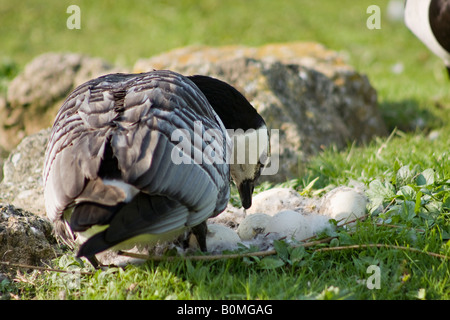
(228, 125, 270, 185)
(230, 163, 258, 187)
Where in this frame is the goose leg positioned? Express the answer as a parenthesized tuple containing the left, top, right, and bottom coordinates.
(191, 221, 208, 252)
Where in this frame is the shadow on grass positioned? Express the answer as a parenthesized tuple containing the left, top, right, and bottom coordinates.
(379, 99, 444, 133)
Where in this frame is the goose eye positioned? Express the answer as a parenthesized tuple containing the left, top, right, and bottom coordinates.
(255, 163, 263, 179)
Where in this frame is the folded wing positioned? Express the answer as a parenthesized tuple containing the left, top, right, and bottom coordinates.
(43, 70, 231, 253)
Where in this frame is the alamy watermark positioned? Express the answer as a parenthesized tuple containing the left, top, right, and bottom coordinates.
(366, 265, 381, 289)
(67, 5, 81, 30)
(67, 4, 386, 31)
(366, 5, 381, 30)
(170, 121, 279, 176)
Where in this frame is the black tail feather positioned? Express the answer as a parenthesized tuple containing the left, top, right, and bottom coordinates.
(75, 193, 193, 262)
(70, 202, 121, 232)
(76, 230, 118, 260)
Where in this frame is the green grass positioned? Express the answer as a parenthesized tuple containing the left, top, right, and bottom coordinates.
(1, 0, 449, 300)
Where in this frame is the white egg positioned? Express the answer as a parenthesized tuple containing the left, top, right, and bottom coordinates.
(319, 187, 367, 225)
(206, 224, 241, 253)
(303, 213, 334, 235)
(266, 210, 313, 241)
(237, 213, 271, 240)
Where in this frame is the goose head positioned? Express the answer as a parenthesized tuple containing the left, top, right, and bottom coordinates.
(188, 75, 270, 209)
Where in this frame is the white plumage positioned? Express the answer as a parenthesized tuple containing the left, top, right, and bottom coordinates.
(405, 0, 450, 75)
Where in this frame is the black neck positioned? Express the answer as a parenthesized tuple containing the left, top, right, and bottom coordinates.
(188, 75, 265, 131)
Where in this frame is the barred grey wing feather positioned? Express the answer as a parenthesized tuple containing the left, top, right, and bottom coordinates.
(44, 70, 231, 246)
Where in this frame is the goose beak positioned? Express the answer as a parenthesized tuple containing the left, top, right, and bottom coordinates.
(238, 179, 254, 209)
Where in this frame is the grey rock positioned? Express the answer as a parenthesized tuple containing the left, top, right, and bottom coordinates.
(0, 129, 50, 217)
(134, 43, 387, 181)
(0, 43, 387, 215)
(2, 52, 127, 151)
(0, 203, 58, 266)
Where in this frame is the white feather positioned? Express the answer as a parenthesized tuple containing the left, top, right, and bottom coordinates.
(405, 0, 450, 65)
(229, 125, 270, 184)
(103, 179, 139, 202)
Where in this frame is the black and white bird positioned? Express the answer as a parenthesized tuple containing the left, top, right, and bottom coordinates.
(43, 70, 270, 266)
(405, 0, 450, 76)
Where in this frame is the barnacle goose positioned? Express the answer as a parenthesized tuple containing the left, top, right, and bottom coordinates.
(43, 70, 270, 266)
(405, 0, 450, 76)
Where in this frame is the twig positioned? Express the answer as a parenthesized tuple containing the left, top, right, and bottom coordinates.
(118, 215, 448, 263)
(312, 244, 449, 260)
(116, 214, 365, 262)
(118, 236, 337, 262)
(1, 213, 441, 275)
(381, 198, 397, 215)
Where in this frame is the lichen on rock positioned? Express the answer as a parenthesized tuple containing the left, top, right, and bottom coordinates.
(0, 203, 58, 266)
